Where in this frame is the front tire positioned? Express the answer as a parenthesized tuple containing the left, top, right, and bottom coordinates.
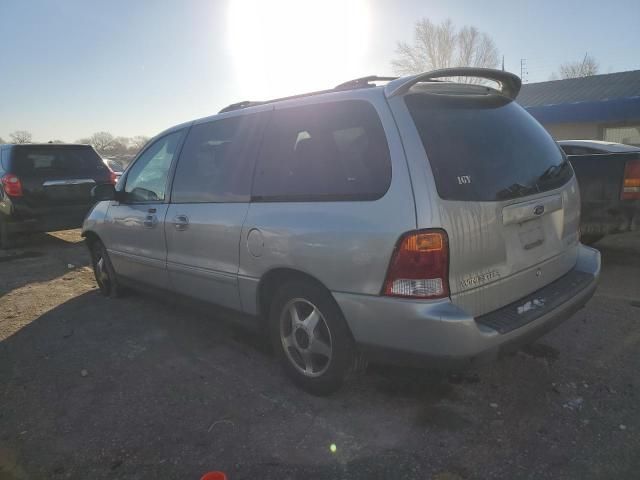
(90, 240, 121, 298)
(269, 280, 359, 395)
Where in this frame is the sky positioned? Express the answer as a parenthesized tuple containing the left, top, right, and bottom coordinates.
(1, 0, 639, 142)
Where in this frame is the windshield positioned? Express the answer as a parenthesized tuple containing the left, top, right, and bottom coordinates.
(405, 93, 573, 201)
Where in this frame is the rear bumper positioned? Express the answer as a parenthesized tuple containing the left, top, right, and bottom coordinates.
(581, 200, 640, 237)
(333, 244, 600, 368)
(2, 205, 91, 233)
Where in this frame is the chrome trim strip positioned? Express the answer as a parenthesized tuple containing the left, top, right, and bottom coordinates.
(502, 194, 563, 226)
(108, 249, 166, 269)
(167, 261, 237, 285)
(43, 178, 96, 186)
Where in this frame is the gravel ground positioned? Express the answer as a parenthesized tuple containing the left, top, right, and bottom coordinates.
(1, 230, 639, 480)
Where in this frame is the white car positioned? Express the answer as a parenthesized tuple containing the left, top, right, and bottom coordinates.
(558, 140, 640, 155)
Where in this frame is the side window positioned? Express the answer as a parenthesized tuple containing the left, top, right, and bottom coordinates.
(171, 113, 264, 203)
(124, 130, 184, 202)
(252, 100, 391, 201)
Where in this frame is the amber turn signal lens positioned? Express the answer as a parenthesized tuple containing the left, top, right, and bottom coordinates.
(404, 233, 444, 252)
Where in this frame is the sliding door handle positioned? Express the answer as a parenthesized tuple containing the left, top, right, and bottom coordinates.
(173, 214, 189, 231)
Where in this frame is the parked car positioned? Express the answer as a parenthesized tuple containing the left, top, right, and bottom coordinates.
(102, 157, 125, 177)
(0, 143, 117, 248)
(83, 68, 601, 394)
(558, 139, 640, 155)
(562, 146, 640, 243)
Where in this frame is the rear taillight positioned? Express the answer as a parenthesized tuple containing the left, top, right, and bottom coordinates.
(382, 229, 450, 299)
(621, 160, 640, 200)
(109, 171, 119, 185)
(1, 174, 23, 197)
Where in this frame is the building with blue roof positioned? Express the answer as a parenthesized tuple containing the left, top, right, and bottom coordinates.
(517, 70, 640, 146)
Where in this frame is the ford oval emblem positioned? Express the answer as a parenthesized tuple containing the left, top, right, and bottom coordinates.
(533, 205, 545, 216)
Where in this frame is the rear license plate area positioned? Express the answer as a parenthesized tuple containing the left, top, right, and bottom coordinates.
(518, 220, 544, 250)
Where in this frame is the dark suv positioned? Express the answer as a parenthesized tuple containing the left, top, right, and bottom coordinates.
(0, 143, 116, 248)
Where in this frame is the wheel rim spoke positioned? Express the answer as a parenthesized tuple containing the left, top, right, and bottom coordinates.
(96, 257, 109, 285)
(299, 349, 314, 374)
(282, 333, 295, 349)
(288, 304, 301, 326)
(302, 308, 320, 333)
(308, 336, 331, 359)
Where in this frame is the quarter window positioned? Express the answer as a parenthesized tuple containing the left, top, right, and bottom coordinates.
(124, 130, 184, 202)
(252, 100, 391, 201)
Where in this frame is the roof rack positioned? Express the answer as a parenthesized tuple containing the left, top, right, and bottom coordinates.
(217, 69, 520, 114)
(218, 100, 262, 114)
(334, 75, 398, 90)
(217, 75, 397, 114)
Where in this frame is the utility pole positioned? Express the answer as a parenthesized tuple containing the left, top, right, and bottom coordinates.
(520, 58, 528, 83)
(502, 55, 505, 71)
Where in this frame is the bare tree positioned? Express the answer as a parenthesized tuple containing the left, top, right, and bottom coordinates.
(130, 135, 150, 153)
(557, 54, 599, 79)
(110, 136, 131, 156)
(0, 137, 5, 145)
(9, 130, 33, 144)
(88, 131, 116, 154)
(392, 18, 499, 76)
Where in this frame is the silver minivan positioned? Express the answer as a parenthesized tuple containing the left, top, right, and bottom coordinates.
(83, 68, 600, 394)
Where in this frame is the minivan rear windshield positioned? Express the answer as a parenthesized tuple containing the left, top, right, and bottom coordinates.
(11, 146, 105, 176)
(405, 94, 572, 201)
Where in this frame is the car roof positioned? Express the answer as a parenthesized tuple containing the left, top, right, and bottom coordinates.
(558, 140, 640, 152)
(4, 143, 93, 148)
(156, 68, 521, 139)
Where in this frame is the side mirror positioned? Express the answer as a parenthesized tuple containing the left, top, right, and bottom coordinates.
(92, 183, 117, 201)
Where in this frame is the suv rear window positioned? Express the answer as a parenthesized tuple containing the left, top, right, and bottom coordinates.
(252, 100, 391, 201)
(11, 146, 105, 176)
(405, 94, 573, 201)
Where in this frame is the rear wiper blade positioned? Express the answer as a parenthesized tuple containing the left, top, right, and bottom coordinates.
(538, 161, 570, 182)
(496, 182, 537, 200)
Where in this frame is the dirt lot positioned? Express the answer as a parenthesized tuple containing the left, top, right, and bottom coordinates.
(1, 231, 639, 480)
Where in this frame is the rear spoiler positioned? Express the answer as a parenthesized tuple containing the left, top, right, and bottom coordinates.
(384, 68, 522, 100)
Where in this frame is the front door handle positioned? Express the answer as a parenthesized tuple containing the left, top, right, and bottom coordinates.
(173, 214, 189, 231)
(143, 214, 157, 228)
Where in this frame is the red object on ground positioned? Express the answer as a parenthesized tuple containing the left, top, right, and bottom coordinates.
(200, 472, 227, 480)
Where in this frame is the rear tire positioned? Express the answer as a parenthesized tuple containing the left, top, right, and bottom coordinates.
(269, 280, 360, 395)
(0, 217, 15, 250)
(90, 240, 121, 298)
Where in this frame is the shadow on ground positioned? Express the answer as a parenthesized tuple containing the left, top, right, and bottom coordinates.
(1, 232, 640, 479)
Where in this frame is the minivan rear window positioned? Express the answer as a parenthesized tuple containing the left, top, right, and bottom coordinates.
(405, 94, 573, 201)
(11, 146, 105, 176)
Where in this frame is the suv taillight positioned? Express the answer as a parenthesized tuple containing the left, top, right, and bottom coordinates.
(382, 229, 450, 299)
(109, 171, 119, 185)
(621, 160, 640, 200)
(1, 174, 23, 197)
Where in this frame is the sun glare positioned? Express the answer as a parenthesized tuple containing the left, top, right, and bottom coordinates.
(227, 0, 371, 100)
